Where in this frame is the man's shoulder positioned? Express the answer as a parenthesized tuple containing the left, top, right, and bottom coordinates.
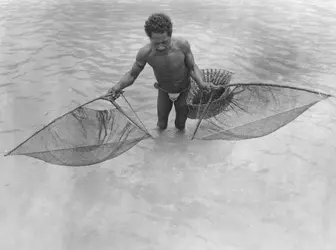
(173, 37, 191, 53)
(136, 44, 152, 61)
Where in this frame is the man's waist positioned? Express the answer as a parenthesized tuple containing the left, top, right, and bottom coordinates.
(154, 80, 190, 94)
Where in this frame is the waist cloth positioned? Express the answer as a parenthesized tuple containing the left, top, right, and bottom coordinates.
(154, 82, 190, 102)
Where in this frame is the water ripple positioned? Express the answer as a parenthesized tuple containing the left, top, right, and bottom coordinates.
(0, 7, 335, 248)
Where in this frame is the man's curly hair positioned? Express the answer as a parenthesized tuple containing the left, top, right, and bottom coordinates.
(144, 13, 173, 38)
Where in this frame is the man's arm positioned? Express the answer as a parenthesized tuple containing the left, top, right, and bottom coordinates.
(113, 47, 148, 92)
(182, 40, 207, 89)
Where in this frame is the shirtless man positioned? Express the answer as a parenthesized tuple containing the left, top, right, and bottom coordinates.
(107, 13, 217, 130)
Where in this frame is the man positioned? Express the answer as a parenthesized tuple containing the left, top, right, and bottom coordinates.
(107, 13, 217, 131)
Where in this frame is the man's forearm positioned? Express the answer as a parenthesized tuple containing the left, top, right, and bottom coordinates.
(189, 65, 205, 88)
(115, 71, 136, 91)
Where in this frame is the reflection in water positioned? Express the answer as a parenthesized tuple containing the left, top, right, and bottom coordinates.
(1, 0, 336, 249)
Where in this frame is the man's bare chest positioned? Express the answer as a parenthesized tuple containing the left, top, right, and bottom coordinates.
(147, 49, 185, 71)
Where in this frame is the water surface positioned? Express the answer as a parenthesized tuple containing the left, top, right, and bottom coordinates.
(1, 0, 336, 249)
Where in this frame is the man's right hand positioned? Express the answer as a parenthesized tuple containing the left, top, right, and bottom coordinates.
(106, 86, 121, 100)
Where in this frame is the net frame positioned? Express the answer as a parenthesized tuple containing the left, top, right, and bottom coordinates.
(4, 92, 153, 166)
(190, 82, 332, 140)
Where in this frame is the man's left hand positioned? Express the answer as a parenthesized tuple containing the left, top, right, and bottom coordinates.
(201, 82, 225, 91)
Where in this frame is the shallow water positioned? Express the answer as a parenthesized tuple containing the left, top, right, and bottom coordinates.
(1, 0, 336, 249)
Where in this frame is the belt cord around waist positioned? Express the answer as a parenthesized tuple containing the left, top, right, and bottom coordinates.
(153, 82, 189, 94)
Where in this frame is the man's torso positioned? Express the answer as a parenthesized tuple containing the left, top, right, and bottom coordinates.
(145, 37, 190, 93)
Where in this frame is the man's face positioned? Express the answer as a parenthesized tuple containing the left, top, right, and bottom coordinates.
(150, 32, 171, 52)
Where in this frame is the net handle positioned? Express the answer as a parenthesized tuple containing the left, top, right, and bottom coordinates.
(191, 89, 216, 140)
(100, 91, 124, 102)
(225, 82, 333, 98)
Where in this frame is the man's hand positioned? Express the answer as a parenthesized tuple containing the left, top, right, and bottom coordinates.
(200, 81, 225, 92)
(209, 82, 225, 90)
(106, 85, 121, 100)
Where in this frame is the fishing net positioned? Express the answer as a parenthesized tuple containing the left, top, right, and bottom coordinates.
(191, 83, 331, 140)
(5, 94, 152, 166)
(5, 68, 332, 166)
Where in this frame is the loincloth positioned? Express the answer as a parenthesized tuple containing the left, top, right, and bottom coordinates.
(154, 82, 189, 102)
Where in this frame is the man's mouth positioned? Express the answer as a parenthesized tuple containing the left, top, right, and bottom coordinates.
(156, 46, 166, 51)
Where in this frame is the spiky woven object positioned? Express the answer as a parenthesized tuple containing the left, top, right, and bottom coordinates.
(187, 68, 234, 119)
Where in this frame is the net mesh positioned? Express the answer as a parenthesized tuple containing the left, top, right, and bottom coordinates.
(6, 97, 151, 166)
(191, 82, 331, 140)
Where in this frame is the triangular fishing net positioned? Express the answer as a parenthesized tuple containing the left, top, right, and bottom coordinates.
(189, 81, 331, 140)
(5, 94, 152, 166)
